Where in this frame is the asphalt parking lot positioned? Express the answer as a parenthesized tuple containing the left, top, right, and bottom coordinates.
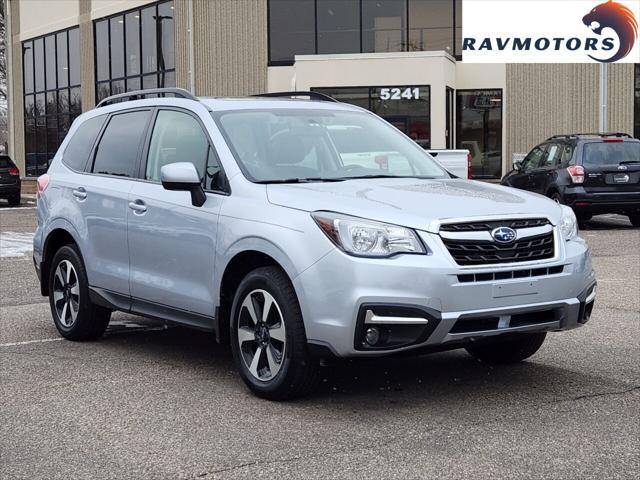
(1, 202, 638, 480)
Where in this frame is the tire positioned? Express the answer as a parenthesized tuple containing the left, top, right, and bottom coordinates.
(576, 213, 592, 227)
(628, 213, 640, 228)
(465, 332, 546, 364)
(230, 266, 319, 400)
(549, 192, 563, 204)
(7, 194, 20, 206)
(48, 245, 111, 340)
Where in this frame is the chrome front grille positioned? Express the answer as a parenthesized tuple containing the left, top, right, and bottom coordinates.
(440, 218, 556, 266)
(439, 218, 550, 232)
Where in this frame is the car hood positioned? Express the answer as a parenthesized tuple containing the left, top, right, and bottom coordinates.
(266, 178, 562, 232)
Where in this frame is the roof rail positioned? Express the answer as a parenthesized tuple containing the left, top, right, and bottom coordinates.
(96, 87, 199, 108)
(252, 91, 339, 103)
(547, 132, 632, 140)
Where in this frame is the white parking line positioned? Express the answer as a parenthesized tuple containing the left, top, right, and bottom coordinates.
(0, 231, 34, 258)
(0, 338, 63, 347)
(0, 206, 37, 211)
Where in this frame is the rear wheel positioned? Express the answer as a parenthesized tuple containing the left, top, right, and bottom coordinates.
(49, 245, 111, 340)
(465, 333, 546, 364)
(7, 194, 20, 206)
(576, 213, 592, 226)
(628, 213, 640, 227)
(230, 266, 319, 400)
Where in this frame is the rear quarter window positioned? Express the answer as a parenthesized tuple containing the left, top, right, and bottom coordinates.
(63, 115, 106, 171)
(0, 156, 16, 168)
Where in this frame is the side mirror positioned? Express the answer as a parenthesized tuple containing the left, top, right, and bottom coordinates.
(161, 162, 206, 207)
(513, 160, 523, 171)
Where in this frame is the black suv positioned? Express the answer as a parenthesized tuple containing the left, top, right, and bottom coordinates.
(0, 155, 21, 206)
(502, 133, 640, 226)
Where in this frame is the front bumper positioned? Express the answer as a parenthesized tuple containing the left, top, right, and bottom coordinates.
(294, 230, 596, 357)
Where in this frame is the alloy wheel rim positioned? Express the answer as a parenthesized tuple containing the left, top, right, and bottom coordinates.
(52, 260, 80, 327)
(237, 289, 286, 382)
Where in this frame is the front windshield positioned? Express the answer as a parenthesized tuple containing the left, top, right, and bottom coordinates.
(214, 109, 448, 183)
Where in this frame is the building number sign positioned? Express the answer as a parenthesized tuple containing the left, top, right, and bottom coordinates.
(379, 87, 421, 101)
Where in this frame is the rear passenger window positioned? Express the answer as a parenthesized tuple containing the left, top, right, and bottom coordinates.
(92, 110, 150, 177)
(63, 115, 105, 171)
(145, 110, 209, 182)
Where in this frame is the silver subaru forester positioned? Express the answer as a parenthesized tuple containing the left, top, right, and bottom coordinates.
(33, 89, 596, 399)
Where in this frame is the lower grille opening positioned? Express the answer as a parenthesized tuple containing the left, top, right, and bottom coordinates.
(509, 310, 556, 328)
(450, 317, 499, 334)
(450, 310, 559, 334)
(457, 265, 564, 283)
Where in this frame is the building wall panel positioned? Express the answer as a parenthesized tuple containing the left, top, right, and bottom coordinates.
(506, 64, 600, 159)
(192, 0, 267, 96)
(607, 63, 635, 135)
(9, 0, 25, 174)
(80, 0, 95, 110)
(174, 0, 189, 90)
(19, 0, 79, 40)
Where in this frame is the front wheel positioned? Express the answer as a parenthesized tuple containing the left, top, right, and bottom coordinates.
(465, 332, 546, 364)
(230, 267, 319, 400)
(49, 245, 111, 340)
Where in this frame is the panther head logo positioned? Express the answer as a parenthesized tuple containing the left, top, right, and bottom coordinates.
(583, 0, 638, 62)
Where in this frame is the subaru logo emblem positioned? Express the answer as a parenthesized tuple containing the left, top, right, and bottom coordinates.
(491, 227, 517, 244)
(618, 165, 628, 171)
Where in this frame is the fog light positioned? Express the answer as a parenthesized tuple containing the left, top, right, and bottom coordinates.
(364, 327, 380, 346)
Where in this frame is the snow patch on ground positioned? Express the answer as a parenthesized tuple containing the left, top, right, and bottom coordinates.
(0, 232, 34, 258)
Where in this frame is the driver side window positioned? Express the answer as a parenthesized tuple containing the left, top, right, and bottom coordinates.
(522, 145, 546, 172)
(146, 110, 209, 183)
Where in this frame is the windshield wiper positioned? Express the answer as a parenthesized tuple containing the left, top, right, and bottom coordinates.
(619, 160, 640, 165)
(335, 174, 440, 180)
(255, 177, 346, 184)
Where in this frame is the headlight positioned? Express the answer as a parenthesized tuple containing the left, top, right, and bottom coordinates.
(311, 212, 427, 257)
(559, 205, 578, 240)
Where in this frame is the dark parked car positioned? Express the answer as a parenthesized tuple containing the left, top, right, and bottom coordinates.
(502, 133, 640, 226)
(0, 155, 21, 206)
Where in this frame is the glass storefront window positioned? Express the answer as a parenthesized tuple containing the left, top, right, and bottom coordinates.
(456, 89, 503, 179)
(268, 0, 315, 64)
(312, 86, 431, 148)
(317, 0, 360, 54)
(94, 0, 175, 102)
(268, 0, 463, 64)
(22, 27, 81, 177)
(361, 0, 407, 53)
(409, 0, 454, 54)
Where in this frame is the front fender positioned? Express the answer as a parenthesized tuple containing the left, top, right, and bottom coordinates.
(213, 212, 335, 308)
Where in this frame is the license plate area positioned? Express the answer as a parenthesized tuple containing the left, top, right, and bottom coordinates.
(613, 173, 630, 184)
(492, 280, 538, 298)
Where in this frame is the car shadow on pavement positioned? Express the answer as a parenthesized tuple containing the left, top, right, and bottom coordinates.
(96, 322, 617, 408)
(579, 214, 636, 231)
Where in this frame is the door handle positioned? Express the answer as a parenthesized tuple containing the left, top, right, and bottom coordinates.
(72, 187, 87, 200)
(128, 199, 147, 214)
